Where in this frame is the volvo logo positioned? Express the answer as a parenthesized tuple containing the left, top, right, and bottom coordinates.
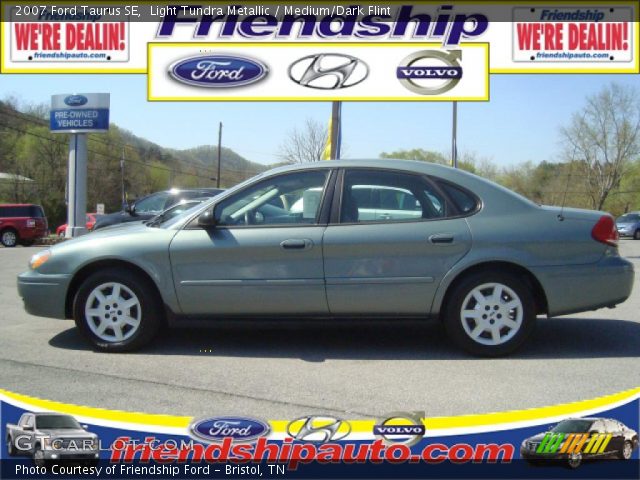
(169, 55, 268, 88)
(373, 411, 425, 447)
(288, 54, 368, 90)
(287, 416, 352, 442)
(64, 95, 88, 107)
(397, 50, 463, 95)
(188, 416, 270, 443)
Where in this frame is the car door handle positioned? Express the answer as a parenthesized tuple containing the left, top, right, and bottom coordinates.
(429, 234, 455, 244)
(280, 239, 313, 250)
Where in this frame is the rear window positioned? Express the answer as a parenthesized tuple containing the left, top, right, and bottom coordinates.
(437, 182, 479, 215)
(0, 205, 44, 217)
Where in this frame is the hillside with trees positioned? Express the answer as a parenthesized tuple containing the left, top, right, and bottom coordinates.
(0, 99, 266, 227)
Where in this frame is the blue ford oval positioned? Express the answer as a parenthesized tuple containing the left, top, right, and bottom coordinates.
(64, 95, 88, 107)
(169, 55, 268, 88)
(189, 416, 270, 443)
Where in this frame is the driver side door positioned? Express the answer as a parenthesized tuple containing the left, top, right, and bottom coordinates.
(169, 169, 333, 316)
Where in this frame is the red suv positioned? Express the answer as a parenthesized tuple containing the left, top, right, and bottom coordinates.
(0, 204, 48, 247)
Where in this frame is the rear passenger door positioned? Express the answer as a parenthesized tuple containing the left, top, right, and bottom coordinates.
(322, 168, 473, 316)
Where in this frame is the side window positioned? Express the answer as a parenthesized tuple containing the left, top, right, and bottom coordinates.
(19, 414, 30, 427)
(23, 415, 34, 428)
(216, 170, 329, 226)
(436, 180, 479, 215)
(134, 192, 170, 213)
(340, 169, 446, 223)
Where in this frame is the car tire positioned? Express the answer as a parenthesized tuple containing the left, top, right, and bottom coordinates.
(634, 230, 640, 240)
(566, 453, 582, 469)
(619, 440, 633, 460)
(73, 268, 163, 352)
(443, 271, 536, 357)
(1, 228, 19, 247)
(6, 436, 17, 456)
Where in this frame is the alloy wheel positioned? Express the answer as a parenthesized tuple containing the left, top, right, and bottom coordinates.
(1, 231, 17, 247)
(84, 282, 142, 342)
(460, 283, 523, 346)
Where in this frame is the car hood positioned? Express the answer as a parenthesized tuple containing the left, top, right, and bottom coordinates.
(37, 428, 96, 438)
(50, 223, 158, 252)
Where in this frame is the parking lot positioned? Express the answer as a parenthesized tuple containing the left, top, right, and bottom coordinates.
(1, 241, 640, 420)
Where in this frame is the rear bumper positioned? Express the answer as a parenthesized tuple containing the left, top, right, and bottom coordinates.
(17, 270, 71, 319)
(531, 255, 634, 317)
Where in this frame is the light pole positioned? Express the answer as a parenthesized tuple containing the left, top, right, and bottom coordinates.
(216, 122, 222, 188)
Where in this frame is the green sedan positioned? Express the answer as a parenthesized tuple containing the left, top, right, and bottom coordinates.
(18, 160, 634, 356)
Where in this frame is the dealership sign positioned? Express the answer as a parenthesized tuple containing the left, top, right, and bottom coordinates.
(50, 93, 110, 133)
(148, 43, 489, 101)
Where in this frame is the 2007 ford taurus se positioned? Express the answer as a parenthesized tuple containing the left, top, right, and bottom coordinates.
(18, 160, 634, 356)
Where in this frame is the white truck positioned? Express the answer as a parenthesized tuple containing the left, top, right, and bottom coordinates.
(6, 412, 99, 465)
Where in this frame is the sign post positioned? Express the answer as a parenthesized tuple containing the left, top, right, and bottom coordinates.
(50, 93, 110, 238)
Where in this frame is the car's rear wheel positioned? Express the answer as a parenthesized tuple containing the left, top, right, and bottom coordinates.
(1, 228, 18, 247)
(566, 452, 582, 469)
(443, 272, 536, 356)
(33, 444, 45, 467)
(73, 268, 162, 352)
(619, 440, 633, 460)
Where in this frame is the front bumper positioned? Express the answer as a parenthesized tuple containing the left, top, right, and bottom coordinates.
(17, 270, 72, 319)
(43, 449, 99, 460)
(531, 254, 634, 317)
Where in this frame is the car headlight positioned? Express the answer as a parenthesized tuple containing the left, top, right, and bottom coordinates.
(29, 250, 51, 270)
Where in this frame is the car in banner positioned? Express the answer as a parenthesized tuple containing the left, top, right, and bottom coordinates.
(92, 188, 223, 230)
(17, 160, 634, 356)
(0, 204, 48, 247)
(616, 211, 640, 239)
(6, 412, 99, 466)
(520, 417, 638, 468)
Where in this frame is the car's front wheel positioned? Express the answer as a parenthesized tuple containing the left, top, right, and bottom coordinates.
(619, 440, 633, 460)
(443, 271, 536, 356)
(73, 268, 162, 352)
(634, 230, 640, 240)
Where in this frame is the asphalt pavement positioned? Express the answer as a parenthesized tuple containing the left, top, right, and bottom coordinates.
(1, 242, 639, 419)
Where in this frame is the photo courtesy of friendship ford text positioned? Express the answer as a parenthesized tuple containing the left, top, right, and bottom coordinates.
(0, 1, 639, 479)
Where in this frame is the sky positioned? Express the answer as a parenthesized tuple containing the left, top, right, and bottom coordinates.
(0, 73, 638, 167)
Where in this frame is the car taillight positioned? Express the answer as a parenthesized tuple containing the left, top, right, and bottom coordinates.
(26, 219, 36, 228)
(592, 215, 619, 247)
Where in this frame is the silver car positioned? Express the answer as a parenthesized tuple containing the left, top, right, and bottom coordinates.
(17, 160, 634, 356)
(616, 212, 640, 239)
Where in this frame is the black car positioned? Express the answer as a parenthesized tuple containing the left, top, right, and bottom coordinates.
(521, 417, 638, 468)
(93, 188, 223, 230)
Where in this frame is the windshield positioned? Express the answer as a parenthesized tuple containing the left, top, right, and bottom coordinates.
(550, 419, 593, 433)
(35, 415, 81, 430)
(617, 214, 640, 223)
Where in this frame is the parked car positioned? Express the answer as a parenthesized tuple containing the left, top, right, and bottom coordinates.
(17, 160, 634, 356)
(56, 213, 101, 237)
(521, 417, 638, 468)
(92, 188, 223, 230)
(6, 412, 99, 466)
(616, 212, 640, 239)
(0, 204, 48, 247)
(144, 199, 207, 226)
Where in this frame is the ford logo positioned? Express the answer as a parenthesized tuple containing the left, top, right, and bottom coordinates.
(64, 95, 88, 107)
(169, 55, 268, 88)
(189, 416, 270, 443)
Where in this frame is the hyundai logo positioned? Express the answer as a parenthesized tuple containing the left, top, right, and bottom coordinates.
(287, 416, 351, 442)
(373, 411, 425, 447)
(288, 54, 368, 90)
(188, 416, 270, 443)
(169, 55, 269, 88)
(64, 95, 88, 107)
(397, 50, 463, 95)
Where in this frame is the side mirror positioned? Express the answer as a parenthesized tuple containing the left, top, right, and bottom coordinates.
(126, 203, 138, 216)
(197, 209, 218, 228)
(82, 424, 89, 430)
(23, 425, 33, 431)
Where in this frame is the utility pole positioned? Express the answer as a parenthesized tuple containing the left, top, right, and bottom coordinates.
(451, 102, 458, 169)
(217, 122, 222, 188)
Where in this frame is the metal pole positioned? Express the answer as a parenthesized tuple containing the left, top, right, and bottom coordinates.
(65, 133, 88, 238)
(120, 146, 126, 210)
(217, 122, 222, 188)
(452, 102, 458, 168)
(330, 101, 341, 160)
